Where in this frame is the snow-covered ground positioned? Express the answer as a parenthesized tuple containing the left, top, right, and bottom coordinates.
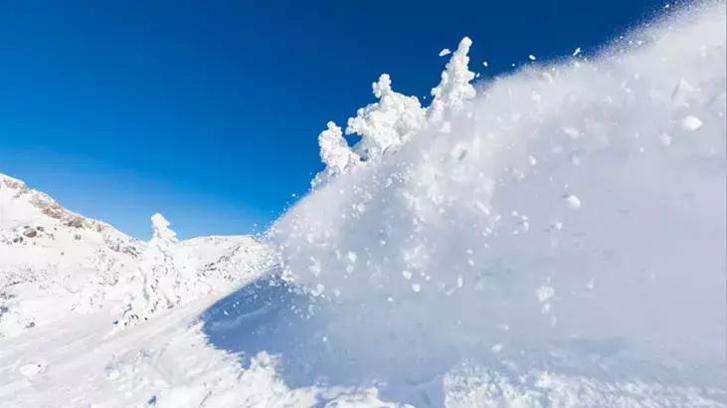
(1, 2, 726, 407)
(0, 173, 393, 407)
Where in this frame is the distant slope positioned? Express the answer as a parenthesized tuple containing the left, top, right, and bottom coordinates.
(0, 172, 275, 336)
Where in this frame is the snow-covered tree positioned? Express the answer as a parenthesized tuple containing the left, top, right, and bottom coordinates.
(427, 37, 477, 123)
(347, 73, 426, 161)
(150, 212, 177, 246)
(121, 213, 199, 326)
(313, 121, 361, 187)
(312, 37, 476, 185)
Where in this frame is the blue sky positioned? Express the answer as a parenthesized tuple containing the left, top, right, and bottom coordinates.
(0, 0, 666, 239)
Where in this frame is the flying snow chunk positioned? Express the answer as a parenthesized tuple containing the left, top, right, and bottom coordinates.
(562, 127, 581, 139)
(564, 194, 582, 209)
(572, 47, 582, 57)
(439, 48, 451, 57)
(681, 115, 703, 131)
(528, 54, 537, 61)
(536, 286, 555, 303)
(482, 61, 489, 67)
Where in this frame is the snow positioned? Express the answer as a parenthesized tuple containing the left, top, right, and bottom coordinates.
(681, 114, 703, 131)
(1, 2, 726, 407)
(346, 73, 426, 161)
(313, 121, 362, 187)
(271, 3, 726, 406)
(438, 48, 451, 57)
(151, 212, 177, 242)
(564, 194, 582, 209)
(428, 36, 477, 123)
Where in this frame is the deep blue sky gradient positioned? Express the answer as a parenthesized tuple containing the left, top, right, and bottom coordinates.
(0, 0, 668, 239)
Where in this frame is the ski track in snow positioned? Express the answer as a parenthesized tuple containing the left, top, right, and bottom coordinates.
(1, 1, 726, 407)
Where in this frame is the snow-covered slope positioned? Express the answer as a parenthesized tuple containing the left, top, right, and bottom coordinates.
(0, 173, 395, 407)
(0, 173, 306, 407)
(0, 173, 144, 336)
(0, 173, 277, 337)
(1, 2, 726, 407)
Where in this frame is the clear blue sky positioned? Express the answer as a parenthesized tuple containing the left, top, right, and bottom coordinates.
(0, 0, 666, 239)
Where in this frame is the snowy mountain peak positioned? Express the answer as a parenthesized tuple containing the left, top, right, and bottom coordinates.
(0, 172, 139, 258)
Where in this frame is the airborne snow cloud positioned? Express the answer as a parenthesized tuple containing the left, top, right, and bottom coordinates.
(268, 1, 726, 404)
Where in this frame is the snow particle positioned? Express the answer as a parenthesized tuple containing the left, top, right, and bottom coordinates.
(681, 115, 703, 131)
(438, 48, 452, 57)
(564, 194, 582, 209)
(562, 127, 581, 139)
(536, 285, 555, 303)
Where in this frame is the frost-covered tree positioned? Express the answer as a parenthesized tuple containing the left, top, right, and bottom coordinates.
(427, 37, 477, 123)
(121, 213, 199, 326)
(313, 121, 361, 187)
(150, 212, 177, 246)
(346, 73, 426, 161)
(312, 37, 476, 185)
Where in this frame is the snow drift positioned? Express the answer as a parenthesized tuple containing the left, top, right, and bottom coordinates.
(249, 2, 727, 405)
